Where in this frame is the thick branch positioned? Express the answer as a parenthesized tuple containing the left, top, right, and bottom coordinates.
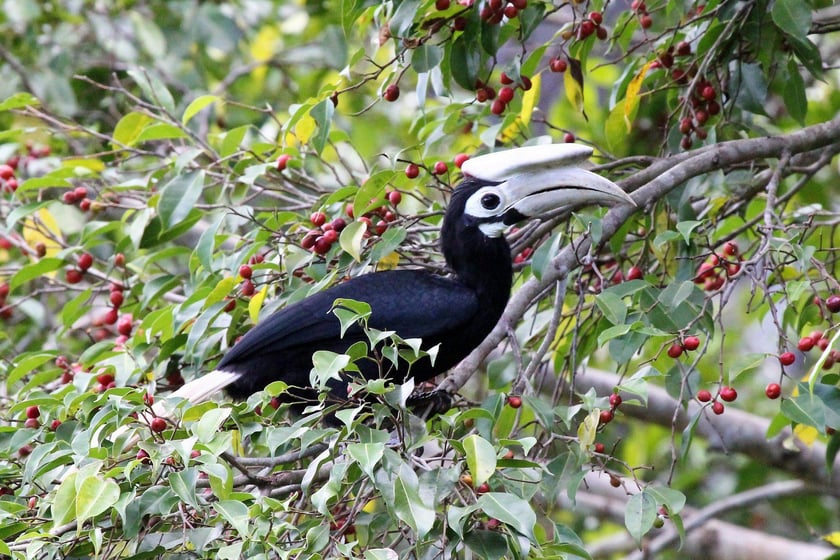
(441, 114, 840, 393)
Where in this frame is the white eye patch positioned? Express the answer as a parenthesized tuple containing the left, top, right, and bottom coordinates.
(464, 185, 508, 219)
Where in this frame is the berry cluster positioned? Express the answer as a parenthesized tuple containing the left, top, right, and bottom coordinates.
(677, 76, 721, 149)
(62, 186, 95, 211)
(479, 0, 528, 25)
(666, 334, 701, 359)
(696, 385, 736, 415)
(599, 392, 623, 425)
(478, 72, 532, 116)
(631, 0, 653, 29)
(301, 191, 401, 256)
(238, 254, 264, 297)
(694, 241, 741, 291)
(0, 144, 51, 194)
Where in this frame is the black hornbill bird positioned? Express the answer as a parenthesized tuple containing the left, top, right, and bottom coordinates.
(156, 144, 633, 415)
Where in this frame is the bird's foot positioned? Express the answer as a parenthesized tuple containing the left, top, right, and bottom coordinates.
(406, 389, 453, 419)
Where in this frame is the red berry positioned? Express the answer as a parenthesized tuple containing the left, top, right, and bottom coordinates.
(578, 20, 595, 39)
(26, 405, 40, 419)
(707, 100, 721, 115)
(310, 211, 327, 227)
(697, 389, 712, 402)
(826, 295, 840, 313)
(511, 0, 527, 8)
(78, 198, 91, 211)
(454, 153, 470, 168)
(631, 0, 646, 11)
(323, 229, 339, 244)
(103, 307, 118, 325)
(599, 409, 614, 424)
(701, 85, 716, 101)
(239, 264, 253, 280)
(719, 386, 738, 402)
(589, 11, 603, 25)
(476, 482, 490, 493)
(681, 136, 693, 150)
(0, 164, 14, 180)
(114, 253, 126, 267)
(507, 395, 522, 408)
(594, 442, 605, 453)
(609, 393, 622, 407)
(683, 335, 700, 351)
(519, 76, 532, 90)
(549, 57, 568, 73)
(503, 4, 517, 18)
(387, 190, 402, 206)
(74, 186, 87, 200)
(563, 132, 576, 143)
(818, 337, 830, 351)
(383, 84, 400, 102)
(711, 401, 725, 415)
(676, 41, 691, 56)
(722, 241, 738, 256)
(241, 279, 256, 296)
(491, 98, 506, 115)
(640, 14, 653, 28)
(453, 16, 467, 30)
(50, 419, 61, 430)
(143, 393, 154, 406)
(313, 236, 332, 255)
(66, 269, 83, 284)
(500, 72, 514, 85)
(779, 352, 796, 366)
(117, 315, 133, 337)
(24, 418, 39, 429)
(695, 110, 709, 125)
(433, 161, 448, 175)
(798, 337, 814, 352)
(435, 0, 450, 9)
(679, 117, 693, 134)
(62, 191, 77, 204)
(667, 343, 683, 359)
(498, 87, 515, 104)
(330, 217, 347, 232)
(276, 154, 292, 171)
(405, 163, 420, 179)
(626, 266, 643, 281)
(765, 383, 781, 399)
(109, 291, 124, 308)
(77, 253, 93, 272)
(19, 444, 33, 457)
(150, 417, 166, 433)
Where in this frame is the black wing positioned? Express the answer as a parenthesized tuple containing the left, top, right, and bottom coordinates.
(217, 269, 479, 370)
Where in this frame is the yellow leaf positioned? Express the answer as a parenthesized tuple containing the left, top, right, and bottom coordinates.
(564, 57, 587, 119)
(377, 251, 400, 270)
(248, 285, 268, 324)
(624, 60, 655, 130)
(23, 208, 63, 261)
(249, 25, 281, 82)
(500, 73, 542, 142)
(822, 531, 840, 548)
(793, 424, 819, 447)
(295, 114, 316, 145)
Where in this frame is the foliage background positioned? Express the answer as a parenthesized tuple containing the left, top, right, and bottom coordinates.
(1, 0, 839, 558)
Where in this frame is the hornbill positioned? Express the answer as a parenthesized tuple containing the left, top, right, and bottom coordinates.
(154, 143, 633, 417)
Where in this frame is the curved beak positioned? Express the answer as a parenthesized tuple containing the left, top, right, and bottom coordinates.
(462, 143, 635, 219)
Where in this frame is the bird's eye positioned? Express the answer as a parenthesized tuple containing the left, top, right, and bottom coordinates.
(481, 193, 501, 210)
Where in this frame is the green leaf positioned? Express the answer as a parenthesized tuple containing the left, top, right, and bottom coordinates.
(732, 63, 768, 116)
(463, 434, 496, 487)
(781, 391, 826, 429)
(311, 351, 350, 390)
(52, 471, 78, 526)
(76, 476, 120, 527)
(393, 468, 435, 539)
(309, 99, 334, 154)
(783, 59, 807, 125)
(169, 468, 202, 510)
(112, 111, 154, 148)
(827, 432, 840, 474)
(625, 490, 658, 545)
(192, 407, 231, 443)
(183, 94, 220, 125)
(412, 44, 443, 73)
(347, 442, 385, 479)
(477, 493, 536, 540)
(128, 68, 175, 113)
(771, 0, 812, 40)
(675, 220, 702, 245)
(158, 170, 205, 230)
(10, 258, 63, 291)
(0, 92, 40, 111)
(450, 34, 480, 90)
(464, 530, 509, 560)
(214, 500, 250, 537)
(339, 220, 367, 262)
(595, 291, 627, 325)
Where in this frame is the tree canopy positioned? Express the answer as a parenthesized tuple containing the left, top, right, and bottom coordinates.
(1, 1, 839, 559)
